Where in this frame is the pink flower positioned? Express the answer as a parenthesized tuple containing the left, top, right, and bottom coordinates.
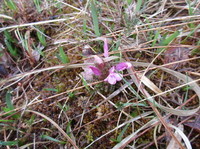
(104, 67, 122, 85)
(115, 62, 132, 71)
(81, 38, 132, 84)
(89, 66, 102, 76)
(104, 62, 132, 85)
(92, 55, 103, 64)
(81, 66, 94, 80)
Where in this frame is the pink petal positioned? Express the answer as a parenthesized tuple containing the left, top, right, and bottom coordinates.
(92, 55, 103, 64)
(104, 74, 117, 85)
(103, 39, 109, 57)
(104, 72, 123, 85)
(83, 67, 94, 75)
(114, 73, 123, 81)
(81, 71, 93, 81)
(109, 66, 115, 73)
(89, 66, 102, 76)
(115, 62, 132, 71)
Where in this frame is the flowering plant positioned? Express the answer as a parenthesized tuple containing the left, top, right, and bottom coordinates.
(81, 39, 132, 85)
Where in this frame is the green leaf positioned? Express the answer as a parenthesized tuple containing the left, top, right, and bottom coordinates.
(152, 30, 160, 47)
(82, 77, 90, 91)
(156, 31, 180, 53)
(4, 0, 17, 11)
(41, 135, 66, 144)
(57, 47, 70, 64)
(191, 48, 200, 55)
(33, 0, 42, 12)
(112, 40, 121, 58)
(43, 88, 58, 92)
(117, 124, 130, 142)
(26, 115, 36, 125)
(187, 0, 194, 16)
(66, 121, 72, 136)
(68, 92, 75, 98)
(90, 0, 100, 36)
(5, 91, 14, 110)
(182, 24, 200, 43)
(83, 19, 87, 33)
(57, 103, 69, 112)
(127, 0, 132, 5)
(2, 107, 20, 119)
(36, 28, 46, 46)
(4, 31, 16, 43)
(160, 31, 180, 46)
(136, 0, 143, 13)
(4, 39, 18, 57)
(110, 138, 119, 143)
(0, 140, 18, 146)
(0, 119, 15, 122)
(3, 91, 20, 119)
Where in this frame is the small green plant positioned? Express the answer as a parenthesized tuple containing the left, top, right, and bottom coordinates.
(83, 19, 87, 34)
(111, 124, 130, 143)
(4, 39, 18, 57)
(127, 0, 132, 5)
(68, 92, 75, 98)
(112, 40, 122, 58)
(182, 24, 200, 43)
(16, 29, 29, 51)
(86, 130, 94, 143)
(26, 115, 36, 126)
(4, 0, 17, 11)
(41, 135, 66, 144)
(80, 76, 91, 91)
(36, 28, 47, 47)
(57, 103, 69, 112)
(43, 88, 59, 92)
(90, 0, 101, 36)
(33, 0, 42, 12)
(56, 47, 70, 64)
(66, 121, 73, 137)
(2, 91, 20, 119)
(4, 31, 18, 57)
(160, 31, 180, 46)
(156, 31, 180, 53)
(0, 140, 18, 146)
(152, 30, 160, 47)
(135, 0, 143, 13)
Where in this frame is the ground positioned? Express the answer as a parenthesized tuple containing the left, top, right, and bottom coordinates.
(0, 0, 200, 149)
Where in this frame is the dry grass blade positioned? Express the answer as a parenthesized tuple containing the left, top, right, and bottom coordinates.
(168, 124, 192, 149)
(0, 63, 93, 90)
(0, 18, 70, 31)
(19, 141, 51, 149)
(167, 124, 184, 149)
(0, 14, 13, 20)
(85, 111, 153, 149)
(93, 81, 134, 109)
(25, 110, 79, 149)
(137, 73, 163, 94)
(125, 57, 189, 149)
(131, 62, 200, 116)
(113, 118, 158, 149)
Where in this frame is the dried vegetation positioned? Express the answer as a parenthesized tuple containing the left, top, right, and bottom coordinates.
(0, 0, 200, 149)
